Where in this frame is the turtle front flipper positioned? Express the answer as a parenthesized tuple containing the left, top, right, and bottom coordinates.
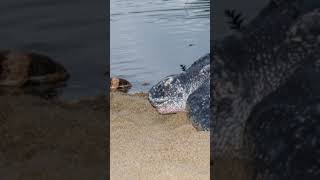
(186, 80, 210, 131)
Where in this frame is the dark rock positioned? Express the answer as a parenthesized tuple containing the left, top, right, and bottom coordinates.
(0, 50, 69, 87)
(110, 77, 132, 93)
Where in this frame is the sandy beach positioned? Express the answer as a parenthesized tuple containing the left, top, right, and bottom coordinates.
(0, 91, 209, 179)
(111, 92, 210, 180)
(0, 95, 108, 180)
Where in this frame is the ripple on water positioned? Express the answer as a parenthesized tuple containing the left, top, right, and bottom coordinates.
(111, 0, 210, 93)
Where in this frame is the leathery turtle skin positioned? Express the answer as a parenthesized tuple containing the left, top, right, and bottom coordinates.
(0, 50, 69, 87)
(212, 0, 320, 179)
(148, 53, 210, 130)
(186, 81, 210, 130)
(244, 63, 320, 180)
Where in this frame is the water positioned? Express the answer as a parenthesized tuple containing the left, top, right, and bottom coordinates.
(111, 0, 210, 93)
(0, 0, 107, 100)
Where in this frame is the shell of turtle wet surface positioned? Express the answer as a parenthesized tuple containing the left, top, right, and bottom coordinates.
(148, 53, 210, 130)
(186, 81, 210, 130)
(243, 64, 320, 180)
(211, 0, 320, 179)
(0, 50, 69, 87)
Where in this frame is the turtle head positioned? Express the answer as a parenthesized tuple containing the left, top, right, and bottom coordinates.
(148, 74, 187, 114)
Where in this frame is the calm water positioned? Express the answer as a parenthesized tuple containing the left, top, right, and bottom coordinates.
(0, 0, 317, 99)
(111, 0, 210, 93)
(0, 0, 107, 100)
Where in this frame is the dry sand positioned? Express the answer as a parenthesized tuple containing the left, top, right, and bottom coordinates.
(0, 95, 108, 180)
(0, 92, 209, 179)
(111, 92, 210, 180)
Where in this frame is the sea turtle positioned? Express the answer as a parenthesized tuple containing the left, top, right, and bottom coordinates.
(212, 0, 320, 179)
(0, 50, 69, 87)
(148, 53, 210, 130)
(150, 0, 319, 179)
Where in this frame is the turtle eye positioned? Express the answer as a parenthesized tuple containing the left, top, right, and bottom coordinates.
(163, 77, 174, 87)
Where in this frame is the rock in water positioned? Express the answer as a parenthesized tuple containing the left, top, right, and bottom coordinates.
(110, 77, 132, 93)
(0, 50, 69, 86)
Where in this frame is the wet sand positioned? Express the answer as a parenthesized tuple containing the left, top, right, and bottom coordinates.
(111, 92, 210, 180)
